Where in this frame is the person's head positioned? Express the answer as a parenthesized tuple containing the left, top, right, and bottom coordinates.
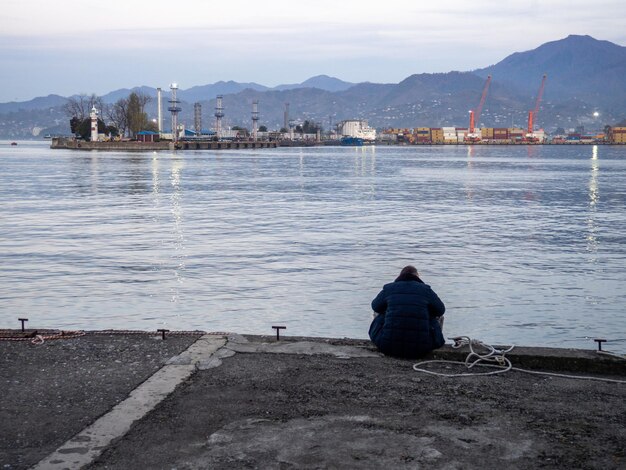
(395, 265, 422, 282)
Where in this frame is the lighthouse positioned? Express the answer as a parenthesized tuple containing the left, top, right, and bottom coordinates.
(90, 106, 99, 142)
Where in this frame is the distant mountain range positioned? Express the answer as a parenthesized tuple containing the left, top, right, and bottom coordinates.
(476, 35, 626, 111)
(1, 36, 625, 139)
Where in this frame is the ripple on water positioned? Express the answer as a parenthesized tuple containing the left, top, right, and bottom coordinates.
(1, 144, 625, 352)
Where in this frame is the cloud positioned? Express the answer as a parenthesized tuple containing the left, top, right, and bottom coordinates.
(0, 0, 625, 101)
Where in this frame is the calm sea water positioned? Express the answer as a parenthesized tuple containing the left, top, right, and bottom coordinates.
(1, 141, 625, 352)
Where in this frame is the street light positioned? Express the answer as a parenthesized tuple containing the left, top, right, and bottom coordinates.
(592, 112, 601, 134)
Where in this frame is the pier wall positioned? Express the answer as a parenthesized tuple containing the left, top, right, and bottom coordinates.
(51, 138, 277, 151)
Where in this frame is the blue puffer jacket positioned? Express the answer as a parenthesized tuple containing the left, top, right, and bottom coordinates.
(369, 279, 445, 358)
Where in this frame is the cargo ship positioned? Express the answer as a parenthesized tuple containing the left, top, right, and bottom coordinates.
(338, 120, 376, 144)
(340, 137, 364, 146)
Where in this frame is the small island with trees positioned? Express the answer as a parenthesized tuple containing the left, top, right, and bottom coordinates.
(52, 91, 277, 151)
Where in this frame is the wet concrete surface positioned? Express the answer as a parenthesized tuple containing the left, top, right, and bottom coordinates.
(0, 333, 199, 469)
(1, 333, 625, 469)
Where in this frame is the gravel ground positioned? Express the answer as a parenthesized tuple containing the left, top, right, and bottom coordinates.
(87, 350, 626, 470)
(0, 333, 199, 469)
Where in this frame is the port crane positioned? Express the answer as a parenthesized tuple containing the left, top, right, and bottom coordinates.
(465, 75, 491, 143)
(525, 74, 547, 142)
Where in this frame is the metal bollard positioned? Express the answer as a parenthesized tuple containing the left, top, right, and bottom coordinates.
(271, 326, 286, 341)
(593, 338, 607, 351)
(18, 318, 28, 332)
(157, 329, 170, 340)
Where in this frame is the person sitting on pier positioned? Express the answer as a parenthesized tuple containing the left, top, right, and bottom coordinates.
(369, 265, 446, 358)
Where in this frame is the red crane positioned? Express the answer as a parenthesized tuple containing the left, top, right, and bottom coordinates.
(527, 74, 547, 135)
(468, 75, 492, 137)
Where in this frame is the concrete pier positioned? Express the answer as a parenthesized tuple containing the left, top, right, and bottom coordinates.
(1, 332, 624, 469)
(50, 137, 277, 151)
(175, 140, 277, 150)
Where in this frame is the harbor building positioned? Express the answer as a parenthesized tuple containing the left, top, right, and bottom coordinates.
(608, 127, 626, 143)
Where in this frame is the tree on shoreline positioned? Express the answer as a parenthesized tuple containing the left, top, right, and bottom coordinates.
(294, 120, 323, 134)
(63, 91, 153, 139)
(105, 92, 153, 138)
(126, 92, 152, 138)
(63, 94, 103, 121)
(107, 98, 129, 138)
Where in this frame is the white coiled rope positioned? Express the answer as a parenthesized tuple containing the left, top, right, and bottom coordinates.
(413, 336, 626, 384)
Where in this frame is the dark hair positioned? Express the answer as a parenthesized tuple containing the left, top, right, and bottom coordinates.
(395, 265, 423, 283)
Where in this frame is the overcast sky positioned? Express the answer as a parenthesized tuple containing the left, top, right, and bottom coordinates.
(1, 0, 625, 102)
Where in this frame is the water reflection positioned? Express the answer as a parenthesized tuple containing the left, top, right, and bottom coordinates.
(299, 149, 305, 193)
(589, 145, 599, 208)
(70, 154, 100, 196)
(170, 157, 186, 304)
(90, 154, 100, 194)
(466, 145, 475, 161)
(465, 146, 475, 200)
(2, 144, 626, 352)
(122, 155, 150, 195)
(353, 146, 376, 177)
(587, 145, 599, 255)
(151, 154, 160, 198)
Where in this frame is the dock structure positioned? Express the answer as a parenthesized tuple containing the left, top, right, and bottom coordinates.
(175, 140, 276, 150)
(51, 137, 277, 151)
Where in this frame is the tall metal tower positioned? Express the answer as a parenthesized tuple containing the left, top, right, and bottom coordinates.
(288, 118, 295, 140)
(283, 102, 290, 131)
(194, 102, 202, 136)
(167, 83, 181, 142)
(215, 95, 224, 139)
(252, 100, 259, 141)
